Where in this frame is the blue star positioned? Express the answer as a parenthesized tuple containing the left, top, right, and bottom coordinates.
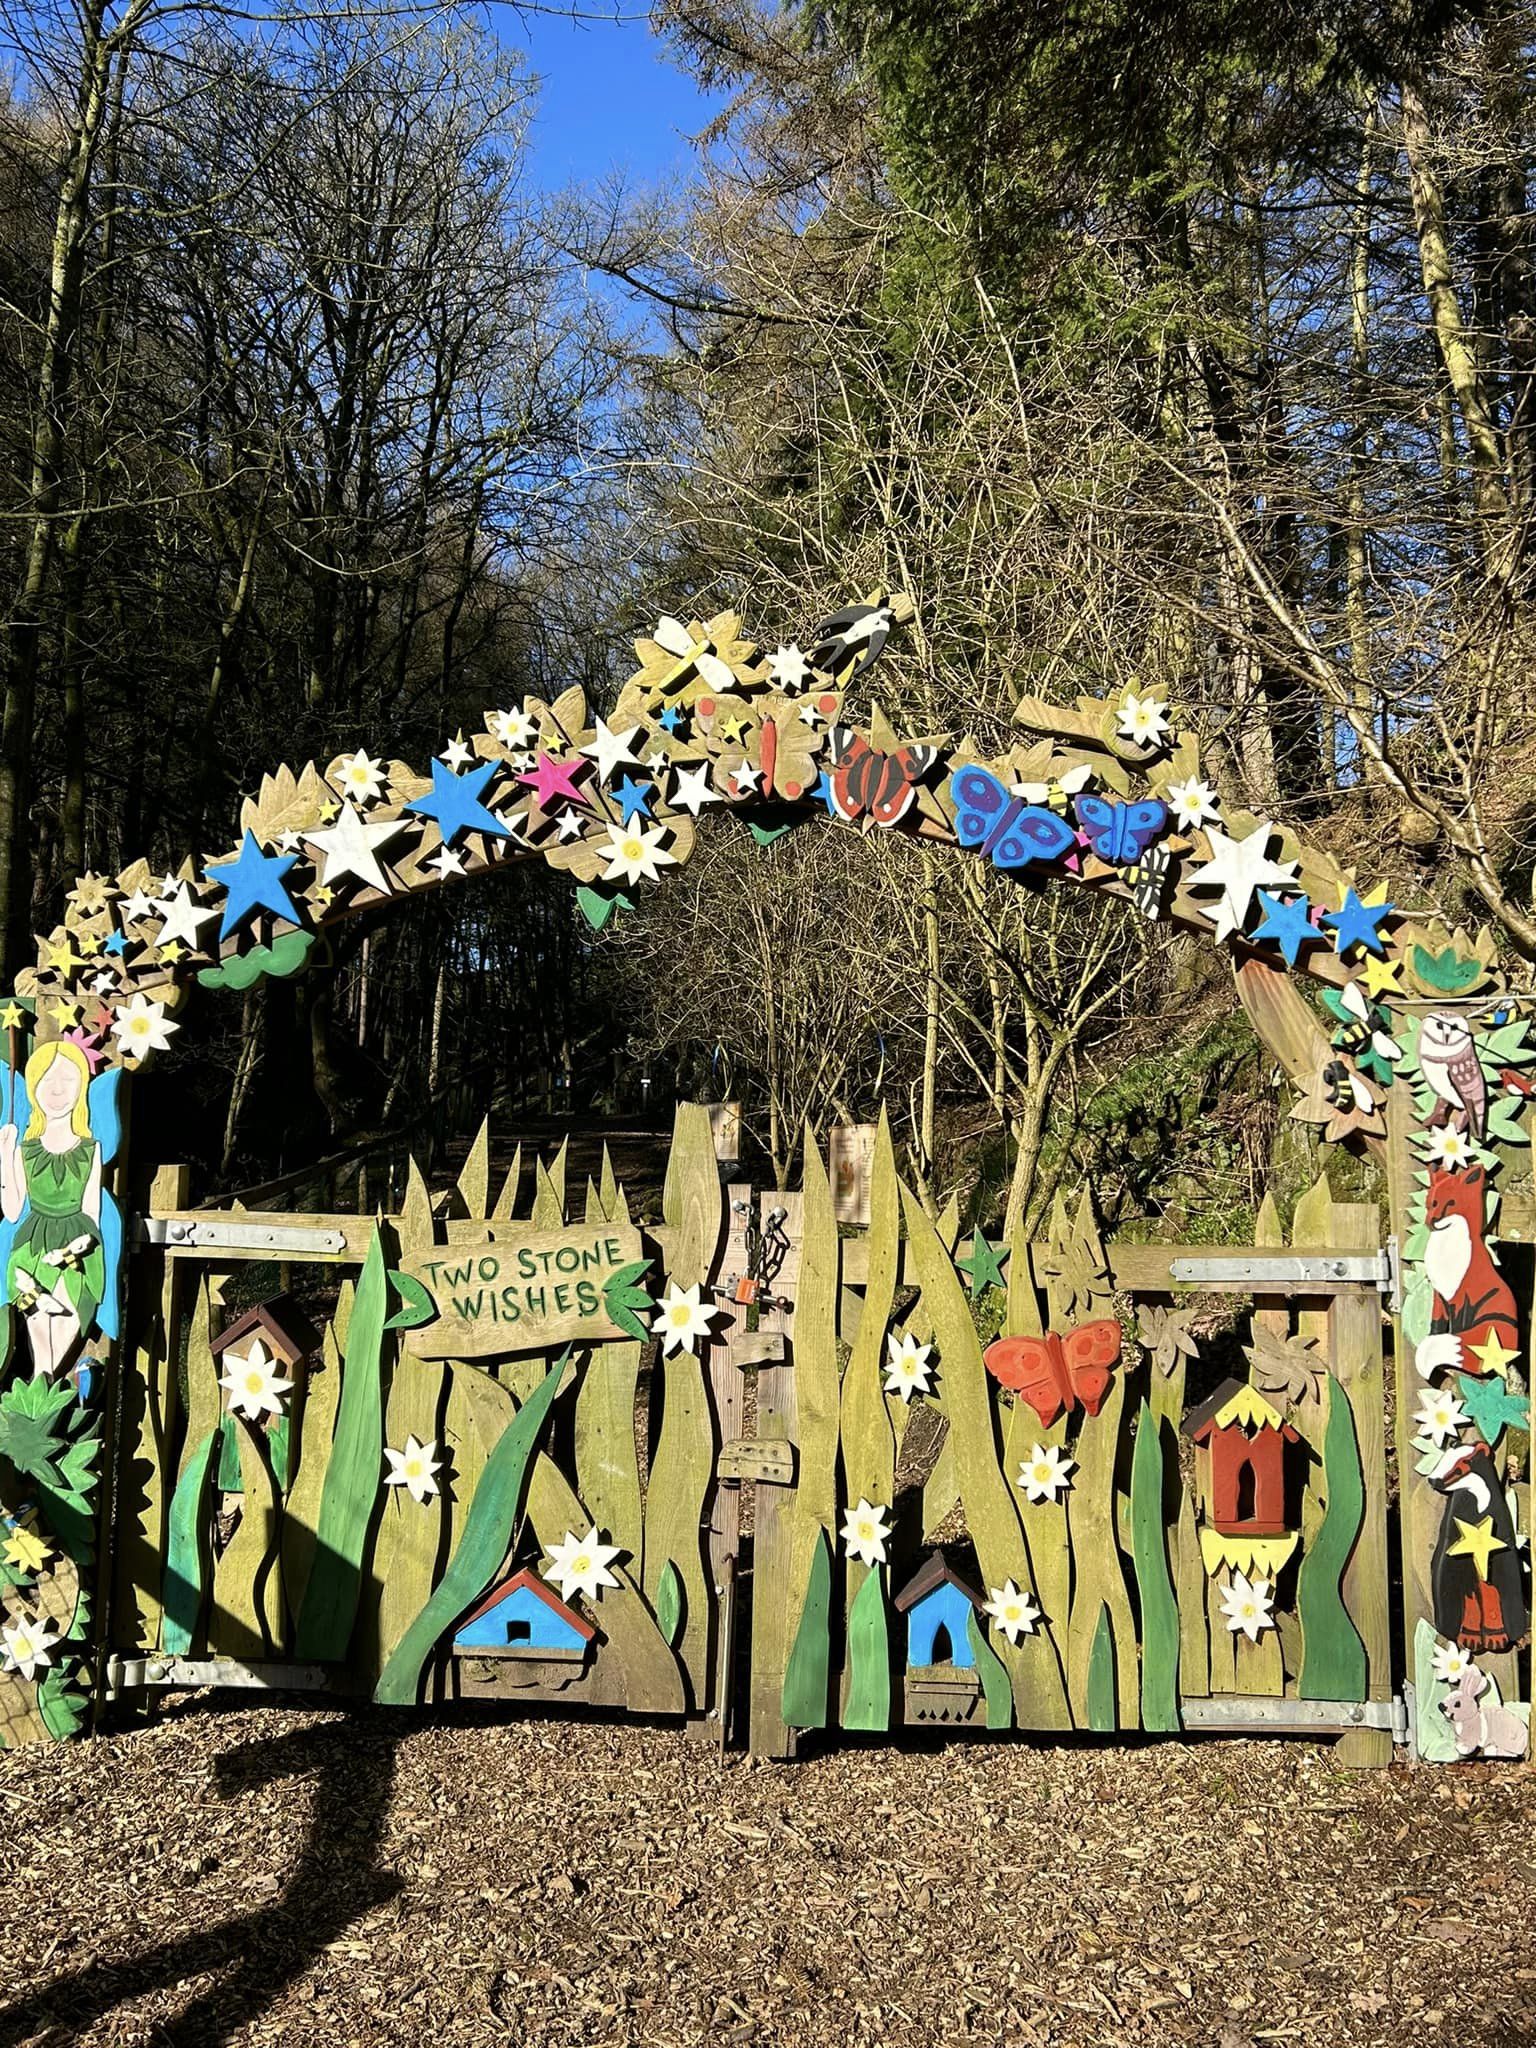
(205, 831, 301, 938)
(658, 705, 687, 735)
(404, 759, 515, 847)
(809, 770, 838, 814)
(613, 775, 655, 825)
(1321, 887, 1394, 959)
(1250, 890, 1318, 967)
(103, 931, 127, 956)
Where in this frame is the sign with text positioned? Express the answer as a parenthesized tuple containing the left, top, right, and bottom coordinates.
(404, 1222, 644, 1358)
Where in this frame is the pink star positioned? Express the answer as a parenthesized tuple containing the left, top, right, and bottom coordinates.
(516, 751, 590, 811)
(62, 1027, 105, 1073)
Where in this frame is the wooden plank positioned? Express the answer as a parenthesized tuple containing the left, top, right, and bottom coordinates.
(367, 1358, 449, 1675)
(208, 1416, 283, 1660)
(842, 1564, 890, 1730)
(1386, 1078, 1440, 1692)
(160, 1280, 221, 1656)
(749, 1187, 802, 1756)
(1326, 1199, 1392, 1766)
(642, 1102, 724, 1711)
(1130, 1398, 1180, 1730)
(899, 1183, 1070, 1728)
(1066, 1367, 1140, 1727)
(1144, 1306, 1208, 1697)
(782, 1133, 840, 1719)
(113, 1163, 189, 1653)
(839, 1112, 897, 1699)
(280, 1318, 340, 1626)
(704, 1180, 752, 1590)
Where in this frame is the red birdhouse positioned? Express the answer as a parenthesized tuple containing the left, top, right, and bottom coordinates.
(1182, 1378, 1299, 1538)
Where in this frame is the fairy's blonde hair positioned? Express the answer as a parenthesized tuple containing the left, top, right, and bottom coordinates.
(23, 1041, 92, 1141)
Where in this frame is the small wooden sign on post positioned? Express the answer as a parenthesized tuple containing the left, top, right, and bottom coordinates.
(829, 1123, 876, 1226)
(402, 1222, 644, 1358)
(709, 1101, 742, 1167)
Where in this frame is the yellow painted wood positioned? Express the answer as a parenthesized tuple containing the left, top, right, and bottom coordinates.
(367, 1357, 449, 1674)
(531, 1141, 569, 1228)
(1328, 1200, 1393, 1767)
(280, 1321, 340, 1624)
(208, 1416, 283, 1660)
(400, 1222, 643, 1358)
(643, 1102, 724, 1707)
(456, 1118, 491, 1218)
(787, 1129, 840, 1668)
(899, 1182, 1070, 1728)
(459, 1366, 684, 1712)
(491, 1144, 522, 1221)
(1147, 1340, 1208, 1697)
(1065, 1370, 1141, 1727)
(574, 1338, 645, 1576)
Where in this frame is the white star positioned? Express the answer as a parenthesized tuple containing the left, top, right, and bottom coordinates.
(798, 700, 826, 729)
(668, 761, 720, 817)
(441, 733, 474, 772)
(152, 883, 220, 951)
(120, 888, 157, 924)
(770, 643, 811, 691)
(647, 751, 670, 775)
(730, 759, 760, 796)
(276, 830, 302, 853)
(582, 718, 643, 782)
(428, 845, 465, 879)
(306, 804, 409, 895)
(1189, 821, 1298, 943)
(555, 809, 586, 841)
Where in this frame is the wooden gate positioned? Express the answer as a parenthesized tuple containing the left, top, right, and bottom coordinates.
(102, 1102, 1397, 1762)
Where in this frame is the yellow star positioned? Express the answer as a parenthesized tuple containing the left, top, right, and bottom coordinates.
(1361, 956, 1404, 1000)
(77, 931, 103, 958)
(46, 937, 81, 974)
(0, 1001, 23, 1030)
(1448, 1514, 1506, 1580)
(51, 997, 80, 1027)
(1469, 1330, 1520, 1379)
(718, 715, 749, 745)
(312, 885, 334, 909)
(2, 1524, 51, 1574)
(319, 799, 339, 821)
(158, 941, 185, 965)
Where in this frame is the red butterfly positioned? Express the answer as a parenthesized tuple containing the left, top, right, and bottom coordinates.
(828, 726, 936, 826)
(983, 1321, 1122, 1426)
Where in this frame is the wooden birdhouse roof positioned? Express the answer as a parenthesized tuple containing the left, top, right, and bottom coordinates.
(894, 1552, 984, 1614)
(1182, 1377, 1299, 1444)
(210, 1293, 322, 1367)
(457, 1567, 596, 1643)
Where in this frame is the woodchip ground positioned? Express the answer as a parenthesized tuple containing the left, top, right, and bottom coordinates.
(0, 1703, 1529, 2046)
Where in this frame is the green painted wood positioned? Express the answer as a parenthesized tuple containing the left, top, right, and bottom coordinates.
(898, 1182, 1070, 1729)
(1129, 1399, 1180, 1732)
(295, 1230, 389, 1662)
(643, 1102, 723, 1709)
(159, 1429, 218, 1657)
(374, 1355, 567, 1705)
(656, 1558, 685, 1647)
(781, 1523, 832, 1729)
(1085, 1604, 1116, 1732)
(788, 1126, 840, 1677)
(1146, 1327, 1209, 1698)
(1297, 1373, 1370, 1702)
(841, 1563, 890, 1731)
(967, 1609, 1013, 1731)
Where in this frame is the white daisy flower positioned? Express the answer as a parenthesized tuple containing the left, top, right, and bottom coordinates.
(110, 992, 178, 1062)
(383, 1435, 443, 1504)
(1116, 692, 1171, 748)
(983, 1579, 1041, 1643)
(544, 1527, 621, 1604)
(1, 1614, 61, 1679)
(840, 1498, 892, 1567)
(1164, 776, 1221, 830)
(333, 749, 386, 805)
(883, 1331, 934, 1402)
(656, 1281, 714, 1355)
(1430, 1639, 1475, 1685)
(1218, 1572, 1275, 1642)
(1016, 1443, 1076, 1503)
(217, 1338, 293, 1421)
(599, 822, 677, 887)
(1423, 1126, 1478, 1169)
(1415, 1383, 1470, 1448)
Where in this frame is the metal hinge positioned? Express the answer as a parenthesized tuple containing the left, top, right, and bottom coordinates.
(1180, 1694, 1406, 1737)
(106, 1654, 335, 1695)
(1168, 1249, 1395, 1294)
(133, 1216, 348, 1256)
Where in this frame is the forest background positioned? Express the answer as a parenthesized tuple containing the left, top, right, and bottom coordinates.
(3, 0, 1534, 1239)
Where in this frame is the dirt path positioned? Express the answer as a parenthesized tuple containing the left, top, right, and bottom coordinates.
(0, 1705, 1530, 2047)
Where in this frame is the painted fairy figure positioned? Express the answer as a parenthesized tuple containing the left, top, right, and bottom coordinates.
(0, 1042, 104, 1378)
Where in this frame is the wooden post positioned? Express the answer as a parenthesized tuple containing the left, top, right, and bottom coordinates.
(1329, 1200, 1393, 1767)
(748, 1189, 802, 1759)
(706, 1182, 753, 1592)
(1386, 1079, 1439, 1686)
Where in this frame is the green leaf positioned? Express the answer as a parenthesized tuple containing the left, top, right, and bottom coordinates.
(841, 1566, 891, 1731)
(655, 1557, 685, 1646)
(1411, 943, 1482, 993)
(966, 1609, 1013, 1731)
(601, 1256, 654, 1342)
(384, 1270, 436, 1332)
(197, 929, 316, 992)
(161, 1429, 219, 1657)
(575, 885, 633, 932)
(1085, 1604, 1116, 1731)
(1297, 1375, 1369, 1702)
(782, 1527, 833, 1729)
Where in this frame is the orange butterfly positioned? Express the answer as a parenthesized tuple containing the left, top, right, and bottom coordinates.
(983, 1321, 1122, 1426)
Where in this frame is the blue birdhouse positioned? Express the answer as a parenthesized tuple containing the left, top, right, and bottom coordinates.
(453, 1568, 597, 1661)
(894, 1554, 984, 1670)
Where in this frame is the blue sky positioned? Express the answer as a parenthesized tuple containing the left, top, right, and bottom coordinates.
(503, 7, 724, 190)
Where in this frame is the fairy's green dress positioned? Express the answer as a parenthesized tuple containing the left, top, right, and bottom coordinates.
(6, 1137, 103, 1327)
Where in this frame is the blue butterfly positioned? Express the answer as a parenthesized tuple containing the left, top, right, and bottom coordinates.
(950, 767, 1076, 872)
(1074, 793, 1168, 865)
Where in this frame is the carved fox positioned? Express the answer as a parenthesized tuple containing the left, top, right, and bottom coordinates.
(1422, 1166, 1519, 1375)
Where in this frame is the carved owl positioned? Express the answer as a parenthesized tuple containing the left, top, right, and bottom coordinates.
(1418, 1012, 1487, 1136)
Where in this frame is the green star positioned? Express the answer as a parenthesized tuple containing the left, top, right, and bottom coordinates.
(957, 1230, 1008, 1296)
